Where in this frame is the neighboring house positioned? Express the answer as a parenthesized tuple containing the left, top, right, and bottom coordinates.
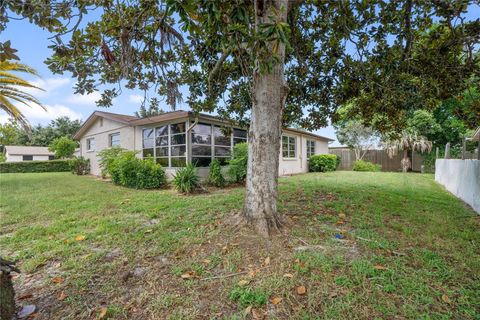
(3, 145, 55, 162)
(73, 110, 333, 178)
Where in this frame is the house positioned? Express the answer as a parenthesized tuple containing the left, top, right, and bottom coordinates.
(3, 145, 55, 162)
(73, 110, 334, 178)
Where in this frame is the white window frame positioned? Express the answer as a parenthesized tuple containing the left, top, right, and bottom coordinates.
(282, 135, 297, 159)
(306, 140, 316, 158)
(109, 132, 120, 147)
(86, 138, 95, 152)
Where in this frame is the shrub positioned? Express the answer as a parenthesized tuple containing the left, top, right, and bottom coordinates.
(173, 164, 199, 193)
(208, 159, 226, 187)
(228, 142, 248, 182)
(228, 286, 268, 308)
(0, 154, 6, 163)
(352, 160, 381, 172)
(110, 151, 166, 188)
(69, 157, 90, 175)
(0, 160, 70, 173)
(98, 147, 126, 178)
(309, 154, 338, 172)
(48, 136, 77, 159)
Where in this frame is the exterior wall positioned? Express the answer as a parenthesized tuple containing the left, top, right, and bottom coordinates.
(435, 159, 480, 214)
(79, 117, 136, 176)
(5, 153, 51, 162)
(278, 131, 330, 176)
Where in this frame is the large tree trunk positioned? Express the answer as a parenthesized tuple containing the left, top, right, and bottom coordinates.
(244, 0, 289, 237)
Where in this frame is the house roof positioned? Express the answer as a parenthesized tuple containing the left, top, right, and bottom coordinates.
(4, 145, 54, 156)
(74, 110, 334, 142)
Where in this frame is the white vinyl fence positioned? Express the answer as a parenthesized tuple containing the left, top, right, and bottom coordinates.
(435, 159, 480, 214)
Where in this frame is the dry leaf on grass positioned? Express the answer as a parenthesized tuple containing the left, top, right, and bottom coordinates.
(441, 294, 451, 304)
(373, 265, 387, 270)
(98, 307, 108, 319)
(18, 293, 33, 300)
(58, 291, 68, 301)
(263, 256, 271, 266)
(338, 213, 346, 219)
(283, 273, 294, 278)
(51, 277, 64, 284)
(180, 271, 197, 279)
(252, 308, 265, 320)
(243, 306, 252, 317)
(237, 279, 249, 286)
(75, 235, 86, 241)
(270, 296, 283, 305)
(296, 285, 307, 295)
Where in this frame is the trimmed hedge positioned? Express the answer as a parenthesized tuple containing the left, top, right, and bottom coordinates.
(309, 154, 338, 172)
(0, 160, 71, 173)
(352, 160, 381, 172)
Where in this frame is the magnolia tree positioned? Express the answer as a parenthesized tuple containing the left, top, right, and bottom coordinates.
(2, 1, 479, 236)
(335, 120, 378, 160)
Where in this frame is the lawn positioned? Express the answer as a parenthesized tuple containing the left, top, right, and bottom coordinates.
(0, 171, 479, 319)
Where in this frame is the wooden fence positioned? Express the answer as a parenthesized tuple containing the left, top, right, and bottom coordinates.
(329, 148, 425, 172)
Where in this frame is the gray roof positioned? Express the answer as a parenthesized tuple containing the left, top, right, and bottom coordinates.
(4, 145, 54, 156)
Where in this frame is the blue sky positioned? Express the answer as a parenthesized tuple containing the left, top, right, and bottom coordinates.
(0, 13, 341, 145)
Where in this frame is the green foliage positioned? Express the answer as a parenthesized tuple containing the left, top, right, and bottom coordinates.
(228, 286, 268, 308)
(110, 151, 166, 189)
(173, 164, 199, 193)
(48, 136, 77, 159)
(0, 160, 70, 173)
(228, 142, 248, 183)
(334, 117, 378, 160)
(0, 154, 6, 163)
(308, 154, 337, 172)
(352, 160, 381, 172)
(208, 159, 225, 187)
(98, 147, 126, 178)
(69, 156, 90, 175)
(0, 121, 22, 145)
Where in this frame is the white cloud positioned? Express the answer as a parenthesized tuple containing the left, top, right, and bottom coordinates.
(129, 94, 144, 104)
(23, 77, 71, 98)
(66, 91, 102, 106)
(0, 104, 83, 125)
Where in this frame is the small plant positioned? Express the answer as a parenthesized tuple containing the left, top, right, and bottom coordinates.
(228, 286, 268, 308)
(308, 154, 338, 172)
(69, 156, 90, 175)
(48, 136, 77, 159)
(98, 146, 126, 178)
(173, 164, 199, 193)
(228, 142, 248, 183)
(352, 160, 381, 172)
(136, 158, 167, 189)
(208, 159, 226, 187)
(109, 151, 166, 188)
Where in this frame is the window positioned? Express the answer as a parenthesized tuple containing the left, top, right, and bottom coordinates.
(48, 155, 55, 160)
(282, 135, 296, 158)
(233, 128, 247, 145)
(306, 140, 315, 158)
(191, 123, 212, 167)
(143, 122, 187, 167)
(22, 155, 33, 161)
(109, 132, 120, 147)
(86, 138, 95, 151)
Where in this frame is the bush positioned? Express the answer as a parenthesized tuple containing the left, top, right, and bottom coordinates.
(69, 157, 90, 175)
(228, 142, 248, 182)
(98, 147, 126, 178)
(110, 151, 166, 189)
(173, 164, 199, 193)
(352, 160, 381, 172)
(208, 159, 226, 187)
(309, 154, 338, 172)
(48, 136, 77, 159)
(0, 160, 71, 173)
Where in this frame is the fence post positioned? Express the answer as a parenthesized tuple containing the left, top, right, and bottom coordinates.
(435, 146, 439, 159)
(445, 143, 450, 159)
(462, 138, 466, 160)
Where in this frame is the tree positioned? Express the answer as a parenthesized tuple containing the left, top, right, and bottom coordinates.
(0, 60, 45, 131)
(335, 120, 378, 160)
(0, 120, 22, 146)
(134, 98, 165, 118)
(3, 1, 479, 236)
(48, 136, 77, 159)
(382, 130, 432, 173)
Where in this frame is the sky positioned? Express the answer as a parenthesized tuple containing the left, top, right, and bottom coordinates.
(0, 11, 341, 146)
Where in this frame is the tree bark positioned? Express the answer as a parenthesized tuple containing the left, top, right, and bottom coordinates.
(244, 0, 289, 237)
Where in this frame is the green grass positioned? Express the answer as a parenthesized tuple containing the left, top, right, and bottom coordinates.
(0, 171, 479, 319)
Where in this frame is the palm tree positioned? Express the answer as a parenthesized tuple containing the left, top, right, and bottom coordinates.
(383, 130, 432, 173)
(0, 60, 45, 131)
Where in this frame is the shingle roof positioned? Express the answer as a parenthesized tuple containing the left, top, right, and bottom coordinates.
(4, 145, 54, 156)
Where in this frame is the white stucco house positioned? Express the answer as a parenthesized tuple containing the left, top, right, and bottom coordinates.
(3, 145, 55, 162)
(73, 110, 333, 178)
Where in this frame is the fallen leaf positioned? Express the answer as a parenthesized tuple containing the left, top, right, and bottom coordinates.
(51, 277, 64, 284)
(243, 306, 252, 317)
(98, 307, 108, 319)
(75, 235, 86, 241)
(338, 213, 346, 219)
(296, 285, 306, 295)
(18, 293, 33, 300)
(270, 296, 283, 305)
(264, 256, 271, 266)
(336, 220, 345, 225)
(48, 235, 54, 240)
(180, 271, 197, 279)
(202, 259, 211, 264)
(53, 261, 61, 268)
(329, 292, 338, 299)
(58, 291, 68, 301)
(17, 305, 36, 319)
(237, 279, 249, 286)
(252, 308, 265, 320)
(283, 273, 294, 278)
(441, 294, 451, 304)
(374, 265, 387, 270)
